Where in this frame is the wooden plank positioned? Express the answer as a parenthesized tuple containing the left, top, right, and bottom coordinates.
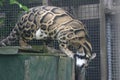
(0, 53, 74, 80)
(0, 46, 19, 54)
(0, 45, 48, 55)
(28, 56, 58, 80)
(58, 57, 74, 80)
(0, 55, 25, 80)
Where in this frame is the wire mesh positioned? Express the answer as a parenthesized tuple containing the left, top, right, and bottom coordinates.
(0, 0, 101, 80)
(109, 14, 120, 80)
(81, 19, 101, 80)
(51, 1, 101, 80)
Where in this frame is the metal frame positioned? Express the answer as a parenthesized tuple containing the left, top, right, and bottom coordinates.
(100, 0, 108, 80)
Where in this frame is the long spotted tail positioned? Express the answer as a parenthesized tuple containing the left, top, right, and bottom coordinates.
(0, 27, 19, 47)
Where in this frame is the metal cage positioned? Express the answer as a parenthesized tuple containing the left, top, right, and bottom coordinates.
(2, 0, 119, 80)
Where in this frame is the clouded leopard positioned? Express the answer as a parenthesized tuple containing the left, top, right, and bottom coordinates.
(0, 6, 96, 67)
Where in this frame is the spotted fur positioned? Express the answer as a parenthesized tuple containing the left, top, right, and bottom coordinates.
(0, 6, 95, 67)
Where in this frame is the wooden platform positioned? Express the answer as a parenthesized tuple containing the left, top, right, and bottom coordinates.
(0, 46, 75, 80)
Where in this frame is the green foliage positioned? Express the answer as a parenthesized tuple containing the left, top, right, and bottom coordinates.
(0, 18, 4, 26)
(0, 0, 29, 27)
(0, 0, 29, 37)
(10, 0, 29, 11)
(0, 0, 4, 6)
(0, 0, 29, 11)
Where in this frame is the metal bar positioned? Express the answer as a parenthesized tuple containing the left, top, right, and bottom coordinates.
(99, 0, 108, 80)
(106, 15, 112, 80)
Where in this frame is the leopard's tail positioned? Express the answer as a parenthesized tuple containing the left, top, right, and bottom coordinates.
(0, 26, 19, 47)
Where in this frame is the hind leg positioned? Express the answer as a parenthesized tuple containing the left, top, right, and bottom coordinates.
(19, 39, 32, 49)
